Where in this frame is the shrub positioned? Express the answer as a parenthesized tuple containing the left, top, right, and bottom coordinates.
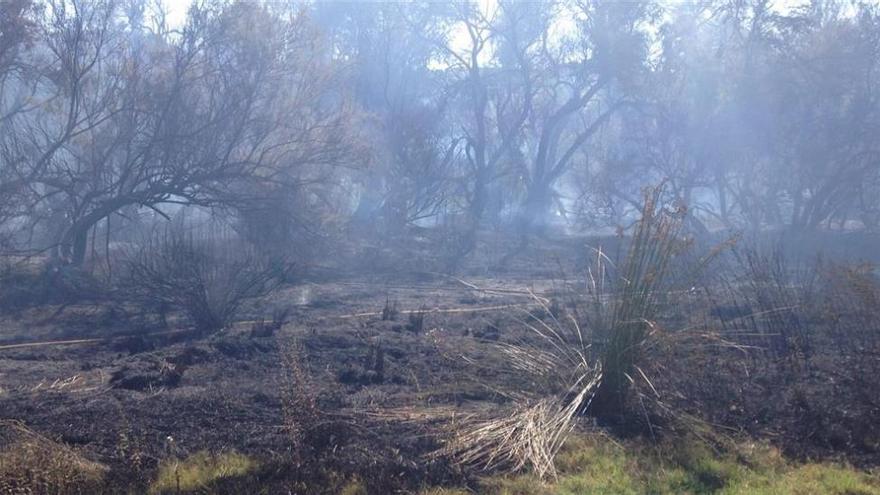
(639, 246, 880, 460)
(382, 298, 398, 321)
(407, 306, 426, 333)
(124, 231, 288, 335)
(0, 258, 105, 312)
(249, 306, 291, 338)
(718, 246, 818, 366)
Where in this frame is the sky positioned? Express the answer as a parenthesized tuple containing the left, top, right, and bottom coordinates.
(155, 0, 818, 74)
(159, 0, 816, 31)
(158, 0, 817, 13)
(161, 0, 189, 29)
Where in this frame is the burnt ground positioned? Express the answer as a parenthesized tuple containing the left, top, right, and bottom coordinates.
(1, 230, 879, 493)
(0, 266, 572, 493)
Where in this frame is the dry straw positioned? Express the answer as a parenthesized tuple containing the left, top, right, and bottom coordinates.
(440, 184, 691, 479)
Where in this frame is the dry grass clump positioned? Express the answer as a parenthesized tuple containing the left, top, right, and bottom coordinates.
(440, 185, 698, 478)
(0, 420, 107, 494)
(278, 337, 324, 465)
(445, 376, 601, 478)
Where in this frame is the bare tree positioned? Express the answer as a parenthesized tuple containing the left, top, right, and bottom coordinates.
(0, 0, 358, 264)
(0, 0, 39, 248)
(314, 2, 457, 233)
(429, 1, 534, 246)
(512, 1, 653, 232)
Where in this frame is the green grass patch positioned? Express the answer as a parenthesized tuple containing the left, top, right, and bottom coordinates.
(418, 488, 473, 495)
(450, 434, 880, 495)
(338, 477, 368, 495)
(149, 451, 258, 494)
(720, 463, 880, 495)
(554, 435, 639, 495)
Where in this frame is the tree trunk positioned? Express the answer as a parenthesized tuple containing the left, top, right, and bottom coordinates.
(57, 210, 114, 265)
(468, 168, 490, 242)
(520, 180, 553, 234)
(57, 225, 91, 265)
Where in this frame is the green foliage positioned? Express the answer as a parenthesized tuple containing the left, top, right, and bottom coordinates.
(719, 463, 880, 495)
(553, 435, 639, 495)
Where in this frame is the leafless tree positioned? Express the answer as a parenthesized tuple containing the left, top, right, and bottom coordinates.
(0, 0, 359, 264)
(512, 1, 653, 232)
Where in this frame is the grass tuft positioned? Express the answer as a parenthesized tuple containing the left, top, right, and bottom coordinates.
(338, 477, 369, 495)
(149, 451, 258, 494)
(719, 463, 880, 495)
(441, 184, 692, 478)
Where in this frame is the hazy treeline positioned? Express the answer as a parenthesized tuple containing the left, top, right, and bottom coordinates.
(1, 0, 878, 265)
